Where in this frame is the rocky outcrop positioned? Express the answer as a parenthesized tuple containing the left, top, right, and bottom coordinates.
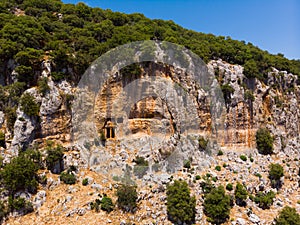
(208, 59, 300, 152)
(8, 60, 74, 156)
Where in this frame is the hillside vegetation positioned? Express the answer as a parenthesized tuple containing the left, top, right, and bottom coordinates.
(0, 0, 299, 89)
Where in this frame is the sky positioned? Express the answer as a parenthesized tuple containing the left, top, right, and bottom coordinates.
(62, 0, 300, 60)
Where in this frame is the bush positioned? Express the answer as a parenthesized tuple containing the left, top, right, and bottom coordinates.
(215, 165, 221, 171)
(116, 184, 137, 213)
(0, 131, 5, 148)
(217, 150, 223, 156)
(20, 93, 40, 116)
(226, 183, 233, 191)
(46, 144, 64, 174)
(1, 154, 38, 194)
(240, 155, 247, 161)
(195, 175, 201, 180)
(244, 90, 255, 101)
(203, 185, 231, 224)
(82, 178, 88, 186)
(254, 191, 275, 209)
(37, 77, 50, 95)
(183, 159, 191, 169)
(60, 172, 76, 185)
(256, 128, 274, 155)
(269, 163, 284, 189)
(166, 180, 196, 225)
(221, 84, 234, 106)
(101, 195, 114, 213)
(198, 136, 208, 151)
(275, 206, 300, 225)
(234, 183, 248, 206)
(8, 196, 33, 215)
(133, 156, 149, 178)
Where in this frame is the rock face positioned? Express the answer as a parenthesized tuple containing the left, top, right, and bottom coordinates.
(2, 59, 300, 168)
(1, 58, 300, 225)
(7, 62, 73, 156)
(208, 59, 300, 152)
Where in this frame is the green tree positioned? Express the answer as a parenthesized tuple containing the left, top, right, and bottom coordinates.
(1, 154, 38, 195)
(45, 144, 64, 174)
(254, 191, 275, 209)
(256, 128, 274, 155)
(116, 184, 137, 213)
(203, 185, 231, 224)
(100, 195, 114, 213)
(20, 93, 40, 116)
(234, 183, 248, 206)
(37, 77, 50, 96)
(166, 180, 196, 225)
(60, 171, 76, 184)
(0, 131, 5, 148)
(275, 206, 300, 225)
(269, 163, 284, 189)
(221, 84, 234, 106)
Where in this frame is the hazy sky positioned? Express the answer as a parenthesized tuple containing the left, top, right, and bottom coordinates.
(62, 0, 300, 60)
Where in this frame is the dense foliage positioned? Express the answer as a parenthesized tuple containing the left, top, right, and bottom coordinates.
(60, 171, 76, 184)
(116, 184, 137, 213)
(234, 183, 248, 206)
(166, 180, 196, 225)
(254, 191, 275, 209)
(203, 185, 231, 224)
(269, 163, 284, 189)
(0, 152, 39, 195)
(275, 206, 300, 225)
(20, 92, 40, 116)
(45, 144, 64, 173)
(0, 0, 299, 90)
(256, 128, 274, 155)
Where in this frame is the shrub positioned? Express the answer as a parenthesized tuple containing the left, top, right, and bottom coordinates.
(234, 183, 248, 206)
(256, 128, 274, 155)
(133, 156, 149, 178)
(116, 184, 137, 213)
(183, 159, 191, 169)
(166, 180, 196, 225)
(240, 155, 247, 161)
(198, 136, 208, 151)
(254, 173, 262, 178)
(8, 196, 33, 215)
(82, 178, 89, 186)
(275, 206, 300, 225)
(254, 191, 275, 209)
(46, 145, 64, 174)
(37, 77, 50, 95)
(60, 172, 76, 185)
(244, 90, 255, 101)
(204, 185, 231, 224)
(1, 154, 38, 194)
(20, 93, 40, 116)
(217, 150, 224, 156)
(0, 131, 5, 148)
(101, 195, 114, 213)
(269, 163, 284, 189)
(133, 156, 148, 166)
(226, 183, 233, 191)
(195, 175, 201, 180)
(215, 165, 221, 171)
(221, 84, 234, 106)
